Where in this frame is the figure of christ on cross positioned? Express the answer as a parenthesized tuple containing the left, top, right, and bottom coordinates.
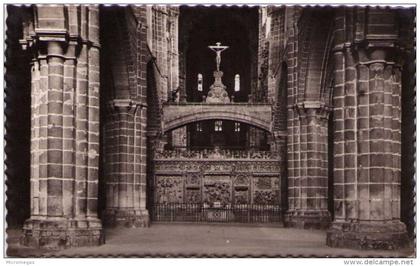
(208, 42, 229, 72)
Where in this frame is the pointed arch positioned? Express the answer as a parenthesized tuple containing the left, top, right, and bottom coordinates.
(101, 7, 138, 100)
(297, 9, 335, 103)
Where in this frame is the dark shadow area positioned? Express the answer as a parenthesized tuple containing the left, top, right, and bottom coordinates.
(186, 120, 251, 150)
(179, 6, 258, 103)
(179, 6, 261, 151)
(327, 111, 334, 219)
(276, 62, 288, 213)
(5, 6, 32, 228)
(146, 60, 160, 212)
(401, 54, 416, 240)
(98, 5, 116, 218)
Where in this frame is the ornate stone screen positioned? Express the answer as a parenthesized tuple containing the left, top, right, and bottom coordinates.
(152, 149, 283, 223)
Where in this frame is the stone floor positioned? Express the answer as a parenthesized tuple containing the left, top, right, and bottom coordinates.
(6, 223, 415, 257)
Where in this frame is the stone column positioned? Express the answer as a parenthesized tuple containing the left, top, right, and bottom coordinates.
(285, 104, 331, 229)
(272, 131, 287, 216)
(178, 48, 187, 103)
(102, 7, 151, 227)
(103, 100, 149, 227)
(21, 5, 103, 249)
(326, 46, 409, 249)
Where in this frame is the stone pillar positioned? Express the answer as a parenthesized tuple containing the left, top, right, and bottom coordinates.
(21, 5, 103, 249)
(100, 7, 151, 227)
(103, 100, 149, 227)
(285, 104, 331, 229)
(272, 131, 287, 215)
(178, 48, 187, 103)
(325, 6, 410, 249)
(326, 46, 409, 249)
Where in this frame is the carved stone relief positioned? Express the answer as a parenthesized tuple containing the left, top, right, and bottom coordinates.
(155, 176, 184, 203)
(153, 157, 282, 206)
(203, 177, 231, 206)
(253, 177, 280, 204)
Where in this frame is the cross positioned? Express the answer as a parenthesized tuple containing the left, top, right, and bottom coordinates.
(208, 42, 229, 72)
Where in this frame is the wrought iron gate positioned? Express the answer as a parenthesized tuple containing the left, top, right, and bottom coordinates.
(151, 203, 282, 223)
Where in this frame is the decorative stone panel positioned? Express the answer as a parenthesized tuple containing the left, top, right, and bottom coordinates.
(153, 151, 282, 213)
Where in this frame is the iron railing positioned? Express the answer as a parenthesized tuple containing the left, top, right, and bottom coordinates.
(151, 203, 282, 223)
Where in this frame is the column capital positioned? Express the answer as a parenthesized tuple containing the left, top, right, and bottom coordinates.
(35, 28, 68, 42)
(293, 102, 332, 120)
(107, 99, 147, 115)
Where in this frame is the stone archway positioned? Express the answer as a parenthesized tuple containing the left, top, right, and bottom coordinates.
(162, 103, 273, 134)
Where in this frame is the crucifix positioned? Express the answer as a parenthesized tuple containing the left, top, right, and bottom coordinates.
(208, 42, 229, 72)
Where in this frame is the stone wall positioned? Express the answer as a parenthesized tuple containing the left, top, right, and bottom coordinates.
(257, 7, 269, 103)
(148, 6, 179, 103)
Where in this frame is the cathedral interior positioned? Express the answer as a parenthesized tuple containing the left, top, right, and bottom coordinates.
(5, 5, 416, 252)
